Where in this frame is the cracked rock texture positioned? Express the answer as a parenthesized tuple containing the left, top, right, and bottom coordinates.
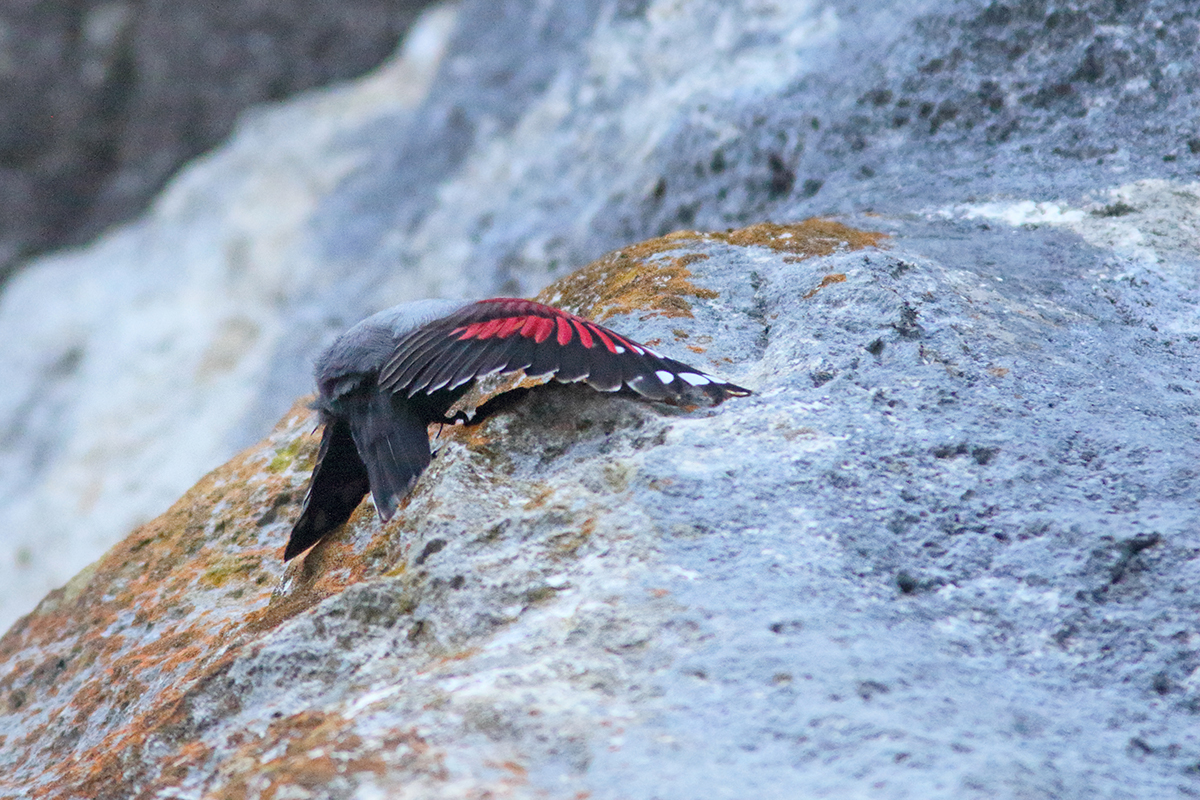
(2, 0, 1200, 796)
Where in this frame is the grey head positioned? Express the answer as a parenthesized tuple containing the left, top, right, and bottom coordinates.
(315, 298, 469, 401)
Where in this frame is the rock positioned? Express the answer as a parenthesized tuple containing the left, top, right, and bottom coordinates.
(1, 0, 1200, 793)
(3, 214, 1200, 797)
(10, 0, 1200, 636)
(0, 4, 461, 633)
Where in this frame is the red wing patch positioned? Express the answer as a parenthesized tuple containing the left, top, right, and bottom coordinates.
(451, 300, 640, 355)
(377, 298, 750, 404)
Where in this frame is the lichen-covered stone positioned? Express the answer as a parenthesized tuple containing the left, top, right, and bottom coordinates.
(6, 0, 1200, 641)
(3, 0, 1200, 796)
(4, 203, 1200, 796)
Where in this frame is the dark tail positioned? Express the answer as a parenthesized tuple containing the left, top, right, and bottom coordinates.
(285, 393, 434, 562)
(284, 416, 371, 561)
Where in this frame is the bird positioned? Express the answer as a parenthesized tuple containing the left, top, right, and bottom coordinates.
(283, 297, 751, 561)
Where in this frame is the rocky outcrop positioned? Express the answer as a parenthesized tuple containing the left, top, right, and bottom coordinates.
(6, 0, 1200, 637)
(1, 0, 1200, 794)
(3, 211, 1200, 796)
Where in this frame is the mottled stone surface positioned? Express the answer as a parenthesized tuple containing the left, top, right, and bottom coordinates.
(6, 0, 1200, 634)
(1, 0, 1199, 794)
(0, 5, 461, 631)
(2, 213, 1199, 797)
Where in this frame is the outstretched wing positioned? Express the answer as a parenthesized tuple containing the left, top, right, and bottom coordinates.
(377, 298, 750, 404)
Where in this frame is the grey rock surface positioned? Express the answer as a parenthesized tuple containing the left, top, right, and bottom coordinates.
(0, 0, 1198, 793)
(1, 213, 1198, 798)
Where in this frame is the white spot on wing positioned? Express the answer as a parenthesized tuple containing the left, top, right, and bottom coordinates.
(655, 370, 676, 383)
(680, 373, 711, 386)
(614, 346, 626, 354)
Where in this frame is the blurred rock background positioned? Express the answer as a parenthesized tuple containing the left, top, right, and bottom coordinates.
(0, 0, 435, 281)
(1, 2, 1200, 794)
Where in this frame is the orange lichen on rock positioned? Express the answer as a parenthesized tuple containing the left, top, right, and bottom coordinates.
(707, 218, 888, 258)
(536, 219, 883, 322)
(0, 398, 377, 799)
(802, 273, 848, 299)
(536, 232, 717, 321)
(209, 711, 446, 797)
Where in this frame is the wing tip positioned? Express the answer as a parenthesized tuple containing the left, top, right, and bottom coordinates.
(627, 365, 752, 405)
(282, 514, 324, 561)
(282, 540, 308, 562)
(717, 382, 753, 398)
